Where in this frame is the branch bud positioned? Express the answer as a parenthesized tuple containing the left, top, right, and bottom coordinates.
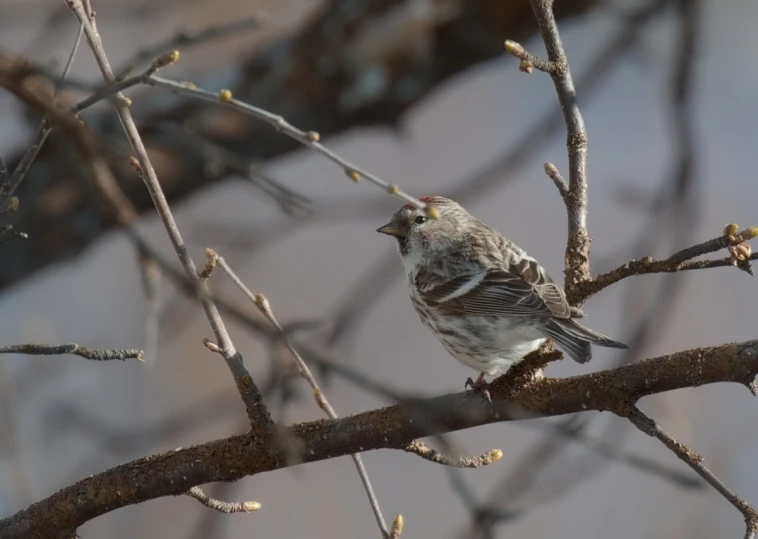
(218, 89, 233, 103)
(390, 514, 404, 539)
(723, 223, 739, 236)
(254, 293, 270, 311)
(504, 40, 524, 55)
(202, 338, 223, 353)
(151, 50, 180, 71)
(487, 449, 503, 463)
(242, 501, 262, 512)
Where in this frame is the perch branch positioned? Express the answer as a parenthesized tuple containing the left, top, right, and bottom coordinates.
(2, 339, 756, 538)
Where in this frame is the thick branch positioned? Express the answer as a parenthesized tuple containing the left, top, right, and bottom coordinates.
(2, 339, 756, 539)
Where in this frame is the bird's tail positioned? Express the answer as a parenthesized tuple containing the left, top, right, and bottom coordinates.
(540, 318, 628, 364)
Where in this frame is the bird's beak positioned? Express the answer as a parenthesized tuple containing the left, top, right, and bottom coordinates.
(376, 223, 405, 238)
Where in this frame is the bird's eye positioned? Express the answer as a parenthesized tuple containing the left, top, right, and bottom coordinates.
(414, 215, 427, 225)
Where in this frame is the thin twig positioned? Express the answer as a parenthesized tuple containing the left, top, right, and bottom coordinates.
(54, 22, 84, 96)
(37, 58, 426, 214)
(208, 251, 390, 538)
(189, 482, 250, 539)
(0, 343, 143, 362)
(70, 49, 179, 113)
(389, 515, 404, 539)
(626, 407, 758, 538)
(543, 161, 568, 199)
(4, 50, 427, 221)
(507, 0, 591, 290)
(0, 21, 83, 210)
(65, 0, 273, 434)
(520, 418, 703, 490)
(404, 440, 502, 469)
(503, 40, 556, 74)
(578, 227, 757, 301)
(114, 12, 267, 79)
(157, 125, 312, 217)
(186, 486, 261, 514)
(136, 246, 163, 367)
(145, 75, 428, 214)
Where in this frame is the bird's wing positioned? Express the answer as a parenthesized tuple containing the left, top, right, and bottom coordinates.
(416, 258, 572, 319)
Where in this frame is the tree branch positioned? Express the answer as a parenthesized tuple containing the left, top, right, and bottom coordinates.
(207, 252, 390, 538)
(185, 486, 261, 514)
(2, 339, 756, 538)
(64, 0, 273, 435)
(574, 226, 757, 302)
(113, 12, 267, 80)
(145, 75, 427, 213)
(0, 343, 143, 362)
(0, 22, 82, 210)
(404, 441, 503, 469)
(626, 407, 758, 538)
(543, 161, 568, 200)
(521, 0, 591, 290)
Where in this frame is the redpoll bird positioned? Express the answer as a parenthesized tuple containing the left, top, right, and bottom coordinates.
(377, 196, 628, 391)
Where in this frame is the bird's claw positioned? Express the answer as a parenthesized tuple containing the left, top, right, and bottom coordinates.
(465, 376, 492, 406)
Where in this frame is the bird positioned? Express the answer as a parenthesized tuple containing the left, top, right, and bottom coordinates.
(376, 196, 628, 393)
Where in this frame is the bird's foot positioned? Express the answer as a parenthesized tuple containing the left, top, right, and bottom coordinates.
(465, 374, 492, 405)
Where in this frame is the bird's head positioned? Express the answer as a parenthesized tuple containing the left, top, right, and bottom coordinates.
(376, 196, 469, 266)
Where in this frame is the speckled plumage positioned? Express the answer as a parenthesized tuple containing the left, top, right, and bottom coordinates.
(377, 196, 628, 378)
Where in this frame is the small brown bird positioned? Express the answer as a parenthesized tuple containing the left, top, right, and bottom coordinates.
(377, 196, 628, 390)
